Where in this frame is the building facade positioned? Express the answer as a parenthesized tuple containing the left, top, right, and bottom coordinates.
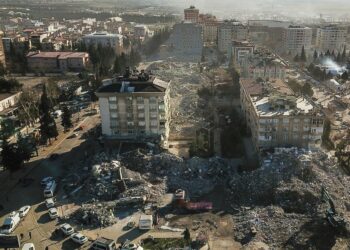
(283, 26, 312, 54)
(240, 79, 324, 152)
(198, 14, 219, 44)
(0, 33, 5, 66)
(230, 41, 255, 66)
(82, 32, 123, 53)
(218, 20, 248, 53)
(96, 73, 169, 140)
(26, 51, 89, 72)
(184, 6, 199, 23)
(316, 25, 347, 52)
(166, 22, 203, 62)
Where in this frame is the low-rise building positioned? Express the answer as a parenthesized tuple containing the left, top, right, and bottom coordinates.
(95, 70, 169, 140)
(82, 32, 123, 53)
(26, 51, 89, 73)
(240, 78, 324, 152)
(0, 92, 21, 116)
(240, 48, 287, 80)
(230, 41, 255, 66)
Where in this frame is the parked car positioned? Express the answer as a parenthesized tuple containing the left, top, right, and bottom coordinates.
(43, 180, 57, 198)
(48, 208, 58, 219)
(45, 198, 55, 208)
(0, 212, 20, 234)
(22, 243, 35, 250)
(41, 177, 54, 187)
(18, 205, 31, 218)
(60, 223, 74, 235)
(70, 233, 88, 244)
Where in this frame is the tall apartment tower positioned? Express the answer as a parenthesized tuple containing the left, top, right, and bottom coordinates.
(316, 25, 347, 52)
(184, 6, 199, 23)
(283, 26, 312, 55)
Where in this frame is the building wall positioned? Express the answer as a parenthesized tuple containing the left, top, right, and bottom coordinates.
(0, 92, 21, 113)
(184, 8, 199, 23)
(218, 22, 248, 53)
(0, 35, 5, 66)
(316, 26, 347, 52)
(283, 27, 312, 54)
(99, 92, 168, 139)
(82, 33, 123, 53)
(240, 81, 324, 152)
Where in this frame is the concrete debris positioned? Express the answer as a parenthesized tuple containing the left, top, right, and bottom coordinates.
(70, 202, 118, 227)
(230, 149, 350, 248)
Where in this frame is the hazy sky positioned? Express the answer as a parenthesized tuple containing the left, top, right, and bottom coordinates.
(145, 0, 350, 18)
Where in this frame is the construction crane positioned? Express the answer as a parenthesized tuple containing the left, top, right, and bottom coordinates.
(321, 186, 347, 231)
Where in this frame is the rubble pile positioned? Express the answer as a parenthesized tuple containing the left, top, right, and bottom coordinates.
(227, 150, 350, 214)
(121, 150, 237, 197)
(230, 149, 350, 248)
(70, 202, 117, 227)
(148, 61, 211, 137)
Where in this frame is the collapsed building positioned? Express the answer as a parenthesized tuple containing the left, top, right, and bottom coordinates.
(240, 78, 324, 152)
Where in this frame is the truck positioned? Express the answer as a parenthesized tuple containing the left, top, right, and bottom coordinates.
(1, 212, 21, 234)
(138, 215, 153, 230)
(173, 189, 213, 212)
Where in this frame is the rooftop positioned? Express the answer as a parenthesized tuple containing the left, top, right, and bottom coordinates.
(26, 51, 88, 59)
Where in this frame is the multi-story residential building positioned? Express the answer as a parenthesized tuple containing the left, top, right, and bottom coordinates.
(283, 26, 312, 55)
(0, 92, 21, 116)
(96, 71, 169, 140)
(230, 41, 255, 66)
(316, 25, 347, 52)
(240, 48, 287, 80)
(184, 6, 199, 23)
(218, 20, 248, 53)
(82, 32, 123, 53)
(134, 25, 150, 40)
(30, 33, 48, 49)
(198, 14, 219, 44)
(26, 51, 89, 73)
(166, 22, 203, 62)
(240, 78, 324, 152)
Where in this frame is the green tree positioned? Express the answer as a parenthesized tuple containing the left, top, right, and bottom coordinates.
(113, 55, 122, 74)
(0, 61, 6, 76)
(313, 50, 318, 62)
(61, 105, 72, 131)
(300, 46, 306, 62)
(39, 84, 58, 144)
(293, 54, 299, 62)
(46, 80, 61, 107)
(16, 132, 32, 162)
(341, 71, 348, 80)
(1, 140, 24, 172)
(183, 228, 191, 244)
(341, 46, 347, 62)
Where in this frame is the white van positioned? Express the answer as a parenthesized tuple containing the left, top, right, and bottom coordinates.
(22, 243, 35, 250)
(1, 212, 21, 234)
(43, 181, 57, 198)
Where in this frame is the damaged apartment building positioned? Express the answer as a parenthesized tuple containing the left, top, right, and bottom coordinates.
(240, 78, 324, 152)
(96, 69, 170, 141)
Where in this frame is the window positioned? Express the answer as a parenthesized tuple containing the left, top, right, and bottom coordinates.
(111, 113, 118, 118)
(109, 103, 117, 109)
(109, 96, 117, 102)
(151, 120, 158, 127)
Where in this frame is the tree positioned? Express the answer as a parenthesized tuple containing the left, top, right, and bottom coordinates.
(293, 54, 299, 62)
(0, 61, 6, 77)
(300, 46, 307, 62)
(16, 132, 32, 162)
(325, 50, 331, 57)
(183, 228, 191, 244)
(39, 84, 58, 144)
(17, 90, 40, 127)
(1, 140, 24, 172)
(341, 46, 347, 62)
(113, 55, 122, 74)
(335, 139, 350, 174)
(46, 80, 61, 107)
(336, 52, 341, 63)
(61, 105, 72, 131)
(313, 50, 318, 62)
(341, 71, 348, 80)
